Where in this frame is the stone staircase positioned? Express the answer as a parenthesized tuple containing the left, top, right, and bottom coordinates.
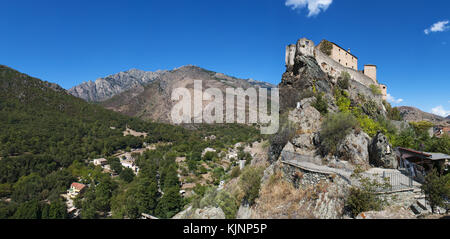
(409, 188, 434, 216)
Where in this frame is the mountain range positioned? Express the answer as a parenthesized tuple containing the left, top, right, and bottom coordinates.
(69, 65, 274, 123)
(397, 106, 450, 125)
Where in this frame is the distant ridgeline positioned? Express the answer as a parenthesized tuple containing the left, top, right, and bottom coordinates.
(285, 38, 388, 100)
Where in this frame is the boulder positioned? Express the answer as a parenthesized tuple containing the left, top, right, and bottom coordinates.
(288, 98, 321, 133)
(368, 132, 398, 169)
(288, 101, 322, 156)
(337, 130, 371, 166)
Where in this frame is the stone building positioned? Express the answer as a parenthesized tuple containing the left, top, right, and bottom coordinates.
(286, 37, 388, 100)
(363, 65, 377, 83)
(318, 40, 358, 70)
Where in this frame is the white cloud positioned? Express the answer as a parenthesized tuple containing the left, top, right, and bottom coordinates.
(424, 20, 449, 35)
(386, 94, 404, 105)
(431, 105, 450, 117)
(285, 0, 333, 17)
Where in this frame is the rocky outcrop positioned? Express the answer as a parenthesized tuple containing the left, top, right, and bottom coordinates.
(279, 49, 333, 111)
(337, 130, 371, 167)
(368, 132, 398, 169)
(288, 97, 322, 156)
(173, 206, 226, 219)
(69, 68, 165, 102)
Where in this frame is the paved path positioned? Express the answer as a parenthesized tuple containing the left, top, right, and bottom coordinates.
(281, 151, 419, 192)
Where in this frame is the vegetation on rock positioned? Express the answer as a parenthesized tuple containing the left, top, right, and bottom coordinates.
(239, 166, 265, 205)
(320, 40, 333, 56)
(319, 112, 359, 155)
(421, 170, 450, 213)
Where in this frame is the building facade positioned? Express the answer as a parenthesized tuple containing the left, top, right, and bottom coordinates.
(363, 65, 377, 83)
(323, 41, 359, 70)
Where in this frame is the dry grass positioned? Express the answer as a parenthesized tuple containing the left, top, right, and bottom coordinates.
(252, 171, 319, 219)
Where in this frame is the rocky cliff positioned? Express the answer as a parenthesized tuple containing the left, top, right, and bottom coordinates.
(69, 68, 167, 102)
(243, 37, 407, 219)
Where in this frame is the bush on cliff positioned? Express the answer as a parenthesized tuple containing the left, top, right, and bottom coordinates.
(320, 40, 333, 56)
(338, 72, 350, 90)
(421, 169, 450, 213)
(370, 84, 382, 95)
(239, 166, 264, 205)
(383, 101, 402, 121)
(312, 93, 328, 115)
(346, 174, 390, 218)
(319, 112, 359, 155)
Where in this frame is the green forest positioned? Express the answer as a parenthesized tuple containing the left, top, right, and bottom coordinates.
(0, 65, 263, 219)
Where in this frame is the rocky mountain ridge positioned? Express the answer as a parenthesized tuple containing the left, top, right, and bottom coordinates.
(69, 65, 274, 122)
(69, 65, 273, 102)
(397, 106, 449, 125)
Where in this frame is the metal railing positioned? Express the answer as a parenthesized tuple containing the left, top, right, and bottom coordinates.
(379, 171, 414, 192)
(281, 150, 416, 193)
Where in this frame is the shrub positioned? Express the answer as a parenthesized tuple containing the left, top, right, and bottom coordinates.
(312, 93, 328, 115)
(334, 89, 351, 113)
(196, 188, 240, 219)
(383, 101, 402, 121)
(230, 167, 241, 179)
(346, 174, 390, 218)
(320, 112, 359, 155)
(410, 121, 434, 134)
(370, 84, 382, 96)
(338, 72, 351, 89)
(239, 166, 264, 205)
(203, 151, 218, 161)
(421, 169, 450, 213)
(362, 100, 380, 118)
(320, 40, 333, 56)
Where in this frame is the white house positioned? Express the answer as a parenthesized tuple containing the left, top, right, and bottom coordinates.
(93, 158, 107, 166)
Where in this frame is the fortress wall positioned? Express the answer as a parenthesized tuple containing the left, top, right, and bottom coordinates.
(314, 48, 377, 88)
(330, 44, 358, 70)
(364, 65, 377, 82)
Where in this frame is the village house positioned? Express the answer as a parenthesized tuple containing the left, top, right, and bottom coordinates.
(68, 182, 87, 199)
(93, 158, 107, 166)
(397, 147, 450, 181)
(202, 147, 217, 157)
(121, 159, 139, 174)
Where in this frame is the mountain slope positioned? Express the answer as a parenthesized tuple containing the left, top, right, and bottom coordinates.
(70, 65, 275, 122)
(397, 106, 448, 124)
(0, 65, 149, 171)
(69, 65, 273, 103)
(69, 68, 168, 102)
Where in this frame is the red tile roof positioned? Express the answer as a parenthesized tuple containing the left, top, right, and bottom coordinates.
(71, 182, 86, 191)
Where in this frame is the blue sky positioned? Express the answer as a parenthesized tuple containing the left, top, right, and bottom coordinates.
(1, 0, 449, 116)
